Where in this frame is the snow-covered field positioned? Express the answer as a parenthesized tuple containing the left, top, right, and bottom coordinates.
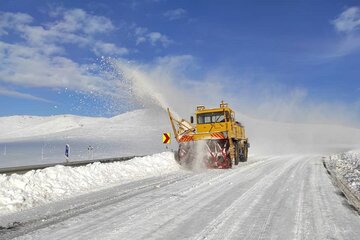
(0, 109, 176, 167)
(0, 152, 181, 216)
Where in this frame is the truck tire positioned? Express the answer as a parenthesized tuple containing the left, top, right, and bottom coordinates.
(239, 145, 246, 162)
(234, 142, 239, 165)
(245, 146, 249, 161)
(240, 146, 248, 162)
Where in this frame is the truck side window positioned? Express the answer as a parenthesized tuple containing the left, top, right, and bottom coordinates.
(225, 111, 230, 122)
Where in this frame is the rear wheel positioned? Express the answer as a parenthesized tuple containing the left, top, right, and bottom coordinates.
(245, 146, 249, 161)
(239, 144, 246, 162)
(234, 142, 240, 166)
(240, 145, 248, 162)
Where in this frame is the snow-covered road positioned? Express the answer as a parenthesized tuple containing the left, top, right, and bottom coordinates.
(1, 155, 360, 240)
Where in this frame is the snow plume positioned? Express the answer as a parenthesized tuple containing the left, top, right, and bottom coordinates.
(105, 55, 228, 121)
(105, 56, 360, 128)
(110, 58, 171, 112)
(101, 55, 360, 156)
(176, 141, 208, 171)
(107, 56, 201, 120)
(190, 141, 208, 171)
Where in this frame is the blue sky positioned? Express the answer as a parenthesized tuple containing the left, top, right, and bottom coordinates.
(0, 0, 360, 124)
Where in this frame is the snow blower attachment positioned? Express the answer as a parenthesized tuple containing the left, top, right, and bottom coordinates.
(167, 101, 249, 169)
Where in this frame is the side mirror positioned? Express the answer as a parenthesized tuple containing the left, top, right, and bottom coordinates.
(190, 116, 194, 123)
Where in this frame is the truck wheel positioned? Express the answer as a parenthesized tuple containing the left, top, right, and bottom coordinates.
(234, 142, 239, 166)
(238, 146, 245, 162)
(240, 147, 248, 162)
(245, 146, 249, 161)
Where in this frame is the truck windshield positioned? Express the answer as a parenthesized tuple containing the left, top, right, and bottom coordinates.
(197, 112, 228, 124)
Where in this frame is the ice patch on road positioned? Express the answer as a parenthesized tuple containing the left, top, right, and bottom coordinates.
(0, 152, 181, 216)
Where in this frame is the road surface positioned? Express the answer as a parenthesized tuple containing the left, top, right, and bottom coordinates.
(1, 155, 360, 239)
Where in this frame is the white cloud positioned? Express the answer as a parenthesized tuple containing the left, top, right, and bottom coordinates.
(0, 12, 33, 35)
(93, 41, 129, 56)
(333, 35, 360, 57)
(134, 26, 147, 36)
(133, 26, 172, 47)
(136, 36, 147, 45)
(0, 9, 124, 56)
(164, 8, 187, 21)
(0, 42, 106, 91)
(21, 24, 89, 48)
(333, 7, 360, 33)
(147, 32, 172, 47)
(59, 8, 115, 34)
(0, 9, 130, 101)
(0, 86, 54, 103)
(134, 27, 148, 45)
(321, 6, 360, 59)
(0, 9, 113, 47)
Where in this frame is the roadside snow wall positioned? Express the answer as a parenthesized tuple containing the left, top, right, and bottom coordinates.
(0, 152, 181, 216)
(324, 151, 360, 213)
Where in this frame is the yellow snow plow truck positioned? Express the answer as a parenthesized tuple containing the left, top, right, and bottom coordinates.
(167, 101, 249, 168)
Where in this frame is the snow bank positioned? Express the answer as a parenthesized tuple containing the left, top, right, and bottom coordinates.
(0, 152, 181, 215)
(327, 151, 360, 192)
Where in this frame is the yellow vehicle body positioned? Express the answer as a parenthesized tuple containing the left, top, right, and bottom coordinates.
(193, 102, 246, 140)
(168, 101, 249, 168)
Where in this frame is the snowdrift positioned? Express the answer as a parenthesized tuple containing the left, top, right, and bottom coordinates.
(0, 152, 181, 216)
(326, 151, 360, 192)
(325, 150, 360, 212)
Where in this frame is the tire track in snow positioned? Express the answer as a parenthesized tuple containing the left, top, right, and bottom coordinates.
(53, 158, 272, 240)
(12, 161, 263, 240)
(108, 159, 274, 240)
(0, 173, 193, 239)
(250, 156, 308, 240)
(8, 155, 360, 240)
(294, 180, 305, 240)
(192, 155, 302, 240)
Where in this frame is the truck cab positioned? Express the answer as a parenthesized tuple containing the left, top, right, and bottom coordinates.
(193, 102, 245, 140)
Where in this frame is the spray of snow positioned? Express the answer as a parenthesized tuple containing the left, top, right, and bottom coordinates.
(103, 56, 360, 156)
(190, 141, 208, 171)
(0, 152, 181, 215)
(109, 58, 181, 119)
